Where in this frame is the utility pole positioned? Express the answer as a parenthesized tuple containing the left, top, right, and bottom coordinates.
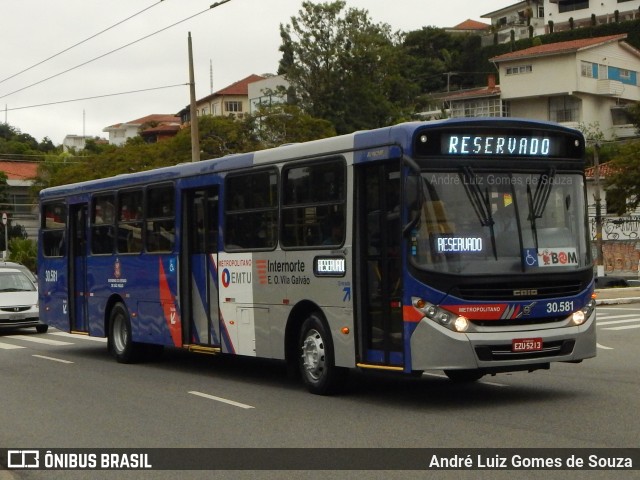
(188, 32, 200, 162)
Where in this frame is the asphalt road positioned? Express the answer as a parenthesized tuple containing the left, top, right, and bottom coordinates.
(1, 304, 639, 479)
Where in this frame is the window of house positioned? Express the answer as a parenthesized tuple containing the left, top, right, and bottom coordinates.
(506, 65, 532, 75)
(558, 0, 589, 13)
(225, 169, 278, 250)
(549, 96, 581, 123)
(619, 69, 632, 80)
(581, 61, 596, 78)
(225, 101, 243, 113)
(450, 99, 509, 119)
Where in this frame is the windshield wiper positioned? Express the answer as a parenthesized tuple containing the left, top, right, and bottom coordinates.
(460, 166, 497, 259)
(527, 168, 556, 251)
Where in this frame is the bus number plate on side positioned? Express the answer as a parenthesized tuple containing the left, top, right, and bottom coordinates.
(512, 338, 543, 352)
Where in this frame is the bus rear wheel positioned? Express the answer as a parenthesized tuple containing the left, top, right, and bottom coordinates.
(298, 313, 346, 395)
(109, 303, 142, 363)
(444, 369, 484, 383)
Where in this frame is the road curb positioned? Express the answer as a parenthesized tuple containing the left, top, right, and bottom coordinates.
(595, 296, 640, 305)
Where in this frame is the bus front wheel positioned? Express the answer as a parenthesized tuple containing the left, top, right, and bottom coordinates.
(298, 313, 346, 395)
(109, 303, 142, 363)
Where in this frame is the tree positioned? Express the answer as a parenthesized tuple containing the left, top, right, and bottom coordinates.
(251, 103, 336, 148)
(605, 140, 640, 213)
(7, 237, 36, 272)
(278, 1, 415, 134)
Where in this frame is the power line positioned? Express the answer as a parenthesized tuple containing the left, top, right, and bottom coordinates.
(0, 1, 233, 100)
(0, 1, 166, 86)
(3, 83, 188, 112)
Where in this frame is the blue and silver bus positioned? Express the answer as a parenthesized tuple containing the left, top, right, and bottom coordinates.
(38, 118, 596, 394)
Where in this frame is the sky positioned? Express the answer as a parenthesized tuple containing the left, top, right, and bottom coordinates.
(1, 0, 510, 146)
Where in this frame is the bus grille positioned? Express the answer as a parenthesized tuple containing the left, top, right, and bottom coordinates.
(470, 317, 567, 327)
(454, 281, 584, 301)
(475, 340, 575, 361)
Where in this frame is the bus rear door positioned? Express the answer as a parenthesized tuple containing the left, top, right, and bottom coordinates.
(181, 187, 221, 349)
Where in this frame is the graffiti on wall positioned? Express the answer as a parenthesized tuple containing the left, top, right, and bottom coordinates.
(590, 216, 640, 275)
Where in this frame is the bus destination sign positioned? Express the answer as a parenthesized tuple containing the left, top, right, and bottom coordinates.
(443, 134, 560, 157)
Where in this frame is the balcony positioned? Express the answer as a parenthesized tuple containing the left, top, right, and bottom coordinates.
(597, 79, 625, 96)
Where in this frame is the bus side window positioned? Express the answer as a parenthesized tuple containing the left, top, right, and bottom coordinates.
(117, 190, 143, 254)
(42, 202, 67, 257)
(146, 185, 175, 252)
(91, 194, 115, 255)
(224, 170, 278, 250)
(281, 159, 345, 248)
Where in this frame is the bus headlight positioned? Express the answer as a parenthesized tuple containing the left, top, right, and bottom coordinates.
(571, 298, 596, 326)
(453, 316, 469, 332)
(412, 297, 471, 333)
(571, 310, 586, 326)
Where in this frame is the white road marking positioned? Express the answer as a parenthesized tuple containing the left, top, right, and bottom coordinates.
(0, 341, 26, 350)
(598, 319, 639, 326)
(9, 335, 73, 346)
(604, 324, 640, 331)
(32, 354, 74, 364)
(50, 332, 107, 342)
(188, 391, 255, 409)
(597, 343, 614, 350)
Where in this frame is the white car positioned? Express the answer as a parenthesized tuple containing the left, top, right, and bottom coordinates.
(0, 268, 46, 333)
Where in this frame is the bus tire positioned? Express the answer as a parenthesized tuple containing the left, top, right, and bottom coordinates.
(444, 369, 484, 383)
(109, 303, 142, 364)
(298, 312, 347, 395)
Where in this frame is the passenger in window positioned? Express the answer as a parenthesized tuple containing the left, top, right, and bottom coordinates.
(323, 217, 344, 246)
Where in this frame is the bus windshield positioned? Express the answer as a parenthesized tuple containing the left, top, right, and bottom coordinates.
(409, 169, 589, 275)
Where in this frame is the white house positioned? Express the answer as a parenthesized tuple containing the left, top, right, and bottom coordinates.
(482, 0, 546, 45)
(545, 0, 640, 31)
(490, 33, 640, 139)
(481, 0, 640, 45)
(248, 74, 290, 114)
(103, 114, 180, 146)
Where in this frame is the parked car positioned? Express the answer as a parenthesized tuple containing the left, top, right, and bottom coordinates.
(0, 261, 37, 286)
(0, 267, 46, 333)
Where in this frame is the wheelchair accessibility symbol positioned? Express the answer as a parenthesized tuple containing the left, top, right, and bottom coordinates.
(524, 249, 538, 267)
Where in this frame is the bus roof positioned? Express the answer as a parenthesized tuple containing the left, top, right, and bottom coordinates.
(39, 118, 581, 200)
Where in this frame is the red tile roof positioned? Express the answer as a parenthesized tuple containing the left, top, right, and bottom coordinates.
(491, 34, 629, 62)
(0, 161, 39, 180)
(452, 19, 490, 31)
(105, 114, 180, 129)
(445, 85, 501, 101)
(585, 161, 621, 179)
(214, 74, 265, 96)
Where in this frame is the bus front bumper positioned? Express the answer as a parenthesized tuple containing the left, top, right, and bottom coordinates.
(409, 310, 597, 373)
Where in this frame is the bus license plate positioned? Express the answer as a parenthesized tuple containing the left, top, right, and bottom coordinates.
(512, 338, 543, 352)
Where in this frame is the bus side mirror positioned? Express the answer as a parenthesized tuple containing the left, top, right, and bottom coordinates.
(403, 174, 422, 236)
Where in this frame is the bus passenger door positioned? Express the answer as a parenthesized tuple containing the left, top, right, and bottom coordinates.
(69, 203, 89, 333)
(356, 163, 404, 367)
(182, 187, 221, 347)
